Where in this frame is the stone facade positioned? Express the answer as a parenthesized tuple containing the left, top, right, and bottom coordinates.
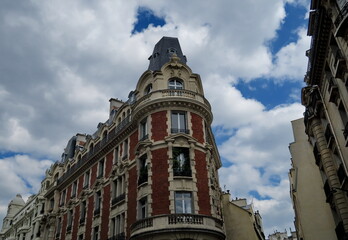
(289, 119, 336, 239)
(221, 193, 265, 240)
(293, 0, 348, 239)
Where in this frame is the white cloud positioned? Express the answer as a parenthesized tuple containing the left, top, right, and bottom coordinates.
(218, 102, 304, 234)
(269, 27, 311, 81)
(0, 154, 53, 226)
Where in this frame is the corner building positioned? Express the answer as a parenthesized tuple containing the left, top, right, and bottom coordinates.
(294, 0, 348, 239)
(36, 37, 224, 240)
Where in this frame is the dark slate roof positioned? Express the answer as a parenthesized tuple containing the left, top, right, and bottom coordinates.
(148, 36, 187, 71)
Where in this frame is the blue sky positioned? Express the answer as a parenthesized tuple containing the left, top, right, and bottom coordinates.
(0, 0, 310, 236)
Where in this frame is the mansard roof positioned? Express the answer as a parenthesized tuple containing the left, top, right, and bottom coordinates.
(147, 36, 187, 71)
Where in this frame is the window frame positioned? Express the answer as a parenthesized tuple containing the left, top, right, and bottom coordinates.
(97, 159, 105, 178)
(138, 155, 148, 186)
(171, 111, 188, 134)
(168, 78, 184, 90)
(173, 147, 191, 177)
(175, 192, 193, 214)
(139, 117, 148, 141)
(83, 171, 90, 189)
(138, 197, 148, 219)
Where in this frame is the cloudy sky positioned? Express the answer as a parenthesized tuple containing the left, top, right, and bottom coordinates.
(0, 0, 310, 236)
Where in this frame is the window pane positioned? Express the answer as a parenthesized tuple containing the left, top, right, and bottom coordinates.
(175, 192, 192, 213)
(179, 113, 185, 129)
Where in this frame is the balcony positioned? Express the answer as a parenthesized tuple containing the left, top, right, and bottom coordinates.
(130, 214, 225, 240)
(111, 193, 125, 206)
(132, 89, 212, 119)
(108, 233, 125, 240)
(79, 218, 85, 225)
(94, 208, 100, 216)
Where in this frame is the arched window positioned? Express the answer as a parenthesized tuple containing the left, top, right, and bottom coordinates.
(144, 84, 152, 95)
(168, 78, 183, 90)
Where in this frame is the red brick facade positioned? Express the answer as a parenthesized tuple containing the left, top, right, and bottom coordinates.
(105, 151, 113, 178)
(71, 205, 80, 240)
(195, 150, 211, 216)
(90, 164, 97, 187)
(127, 167, 137, 238)
(151, 148, 170, 215)
(101, 184, 111, 240)
(85, 195, 94, 240)
(191, 113, 204, 144)
(129, 130, 138, 161)
(151, 111, 168, 141)
(77, 175, 84, 196)
(61, 214, 67, 240)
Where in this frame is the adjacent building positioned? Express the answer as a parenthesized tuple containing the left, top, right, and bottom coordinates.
(0, 37, 264, 240)
(221, 193, 265, 240)
(267, 230, 297, 240)
(290, 0, 348, 239)
(289, 119, 336, 239)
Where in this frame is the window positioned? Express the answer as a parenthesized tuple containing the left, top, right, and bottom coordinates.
(167, 47, 177, 55)
(102, 131, 108, 141)
(112, 179, 118, 199)
(111, 175, 126, 205)
(144, 84, 152, 95)
(72, 181, 77, 198)
(56, 217, 62, 238)
(59, 190, 66, 207)
(97, 159, 104, 178)
(78, 234, 83, 240)
(138, 155, 148, 186)
(139, 118, 148, 141)
(171, 112, 188, 133)
(123, 140, 128, 159)
(93, 226, 99, 240)
(175, 192, 193, 214)
(111, 213, 125, 237)
(138, 197, 147, 219)
(67, 209, 73, 232)
(89, 143, 94, 156)
(168, 78, 183, 89)
(173, 148, 191, 177)
(94, 191, 101, 216)
(83, 171, 90, 189)
(114, 147, 119, 164)
(339, 102, 348, 139)
(49, 198, 54, 211)
(80, 201, 86, 225)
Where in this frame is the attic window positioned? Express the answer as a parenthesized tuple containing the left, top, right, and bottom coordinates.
(144, 84, 152, 95)
(167, 48, 177, 55)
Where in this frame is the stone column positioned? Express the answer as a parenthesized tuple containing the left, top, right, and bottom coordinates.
(311, 118, 348, 234)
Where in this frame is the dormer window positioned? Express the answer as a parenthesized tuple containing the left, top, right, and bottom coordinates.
(144, 84, 152, 95)
(167, 47, 177, 55)
(168, 78, 183, 90)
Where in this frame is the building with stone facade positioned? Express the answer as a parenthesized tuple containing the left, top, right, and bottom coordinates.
(0, 37, 265, 240)
(221, 193, 265, 240)
(267, 230, 297, 240)
(291, 0, 348, 239)
(289, 118, 337, 239)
